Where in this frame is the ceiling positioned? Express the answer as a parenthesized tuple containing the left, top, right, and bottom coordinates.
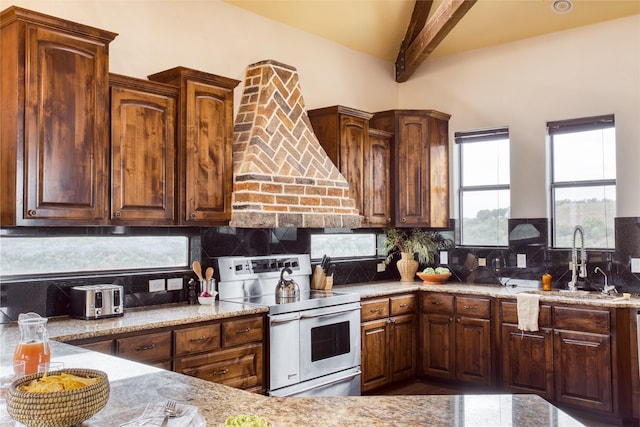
(223, 0, 640, 63)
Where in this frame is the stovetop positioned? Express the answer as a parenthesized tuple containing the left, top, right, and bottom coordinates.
(221, 289, 360, 315)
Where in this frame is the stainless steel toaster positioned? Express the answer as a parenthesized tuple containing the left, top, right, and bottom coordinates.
(70, 284, 124, 319)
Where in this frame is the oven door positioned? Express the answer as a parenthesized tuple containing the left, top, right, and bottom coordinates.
(298, 302, 361, 382)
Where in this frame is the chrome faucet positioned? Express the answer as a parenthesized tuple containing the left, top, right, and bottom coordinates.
(568, 225, 587, 292)
(595, 267, 617, 295)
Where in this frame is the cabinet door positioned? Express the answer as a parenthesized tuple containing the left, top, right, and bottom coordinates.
(390, 313, 416, 383)
(421, 313, 455, 380)
(117, 331, 172, 364)
(554, 329, 613, 412)
(361, 318, 390, 392)
(22, 26, 110, 224)
(338, 116, 367, 218)
(426, 115, 449, 227)
(365, 129, 392, 227)
(501, 323, 553, 399)
(395, 114, 430, 226)
(183, 80, 234, 224)
(455, 316, 492, 385)
(110, 77, 177, 224)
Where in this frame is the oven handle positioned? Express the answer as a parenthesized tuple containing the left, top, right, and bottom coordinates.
(275, 370, 362, 397)
(269, 313, 300, 324)
(299, 305, 360, 319)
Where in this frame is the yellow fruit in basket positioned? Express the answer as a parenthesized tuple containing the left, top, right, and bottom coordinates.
(18, 372, 101, 393)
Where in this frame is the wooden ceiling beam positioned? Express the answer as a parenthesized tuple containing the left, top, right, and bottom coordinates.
(396, 0, 477, 82)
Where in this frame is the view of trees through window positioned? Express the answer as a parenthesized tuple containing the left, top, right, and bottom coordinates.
(457, 129, 510, 246)
(550, 115, 616, 249)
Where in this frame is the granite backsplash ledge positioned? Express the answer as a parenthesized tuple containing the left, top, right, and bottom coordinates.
(1, 217, 639, 322)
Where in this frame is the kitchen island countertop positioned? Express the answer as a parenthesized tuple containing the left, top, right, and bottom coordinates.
(0, 339, 585, 427)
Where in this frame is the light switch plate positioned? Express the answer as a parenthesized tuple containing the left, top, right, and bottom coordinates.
(631, 258, 640, 273)
(167, 278, 183, 291)
(440, 251, 449, 265)
(376, 262, 386, 272)
(517, 254, 527, 268)
(148, 279, 165, 292)
(478, 257, 486, 267)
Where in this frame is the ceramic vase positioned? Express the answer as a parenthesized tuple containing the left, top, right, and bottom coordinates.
(397, 252, 419, 282)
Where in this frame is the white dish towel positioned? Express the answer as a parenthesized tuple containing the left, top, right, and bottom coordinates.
(516, 293, 540, 332)
(119, 402, 206, 427)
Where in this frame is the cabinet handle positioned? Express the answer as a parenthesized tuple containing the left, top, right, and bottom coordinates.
(189, 336, 207, 342)
(401, 217, 407, 223)
(115, 211, 121, 217)
(370, 308, 381, 313)
(449, 317, 454, 322)
(190, 213, 196, 219)
(27, 209, 37, 217)
(463, 305, 478, 310)
(213, 369, 229, 376)
(136, 344, 156, 351)
(431, 301, 442, 305)
(399, 303, 408, 307)
(387, 218, 391, 223)
(236, 328, 250, 334)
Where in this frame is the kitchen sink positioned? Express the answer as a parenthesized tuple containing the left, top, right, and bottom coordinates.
(522, 289, 621, 300)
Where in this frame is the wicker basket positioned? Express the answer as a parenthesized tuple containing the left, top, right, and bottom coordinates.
(7, 368, 109, 427)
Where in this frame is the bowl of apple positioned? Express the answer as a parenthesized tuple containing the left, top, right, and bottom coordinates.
(416, 267, 451, 284)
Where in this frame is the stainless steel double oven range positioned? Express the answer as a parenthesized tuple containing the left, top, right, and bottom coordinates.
(217, 254, 361, 397)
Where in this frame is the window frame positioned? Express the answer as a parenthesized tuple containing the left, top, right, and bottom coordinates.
(456, 128, 510, 247)
(548, 114, 616, 249)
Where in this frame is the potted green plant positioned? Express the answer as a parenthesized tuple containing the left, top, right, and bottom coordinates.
(383, 228, 452, 282)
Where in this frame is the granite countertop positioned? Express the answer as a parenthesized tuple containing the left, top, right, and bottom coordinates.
(0, 340, 585, 427)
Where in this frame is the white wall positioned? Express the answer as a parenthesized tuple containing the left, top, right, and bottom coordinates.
(3, 0, 398, 115)
(400, 15, 640, 219)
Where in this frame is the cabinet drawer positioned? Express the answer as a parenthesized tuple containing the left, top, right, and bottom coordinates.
(174, 323, 221, 356)
(361, 298, 390, 321)
(77, 339, 114, 355)
(175, 343, 263, 390)
(117, 331, 172, 362)
(390, 294, 416, 316)
(501, 301, 552, 327)
(222, 316, 263, 347)
(553, 306, 611, 334)
(456, 296, 491, 319)
(421, 293, 454, 314)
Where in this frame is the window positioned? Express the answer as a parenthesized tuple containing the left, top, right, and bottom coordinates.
(456, 128, 510, 246)
(310, 233, 377, 260)
(549, 115, 616, 249)
(0, 234, 190, 277)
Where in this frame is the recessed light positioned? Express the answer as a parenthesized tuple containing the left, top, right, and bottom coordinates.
(551, 0, 574, 14)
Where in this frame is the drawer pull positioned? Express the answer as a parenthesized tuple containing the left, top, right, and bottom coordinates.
(213, 369, 229, 376)
(136, 344, 156, 351)
(236, 328, 250, 334)
(189, 336, 207, 342)
(463, 305, 478, 310)
(370, 308, 381, 313)
(399, 303, 408, 307)
(431, 301, 442, 305)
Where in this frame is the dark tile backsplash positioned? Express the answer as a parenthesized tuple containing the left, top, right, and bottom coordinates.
(1, 218, 639, 323)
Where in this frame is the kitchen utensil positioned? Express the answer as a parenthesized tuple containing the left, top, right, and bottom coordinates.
(161, 400, 177, 426)
(14, 313, 50, 375)
(275, 267, 299, 303)
(205, 266, 214, 281)
(192, 261, 203, 281)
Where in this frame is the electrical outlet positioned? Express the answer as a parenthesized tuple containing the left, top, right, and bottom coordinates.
(478, 257, 486, 267)
(440, 251, 449, 265)
(377, 262, 386, 272)
(517, 254, 527, 268)
(148, 279, 165, 292)
(631, 258, 640, 273)
(167, 278, 183, 291)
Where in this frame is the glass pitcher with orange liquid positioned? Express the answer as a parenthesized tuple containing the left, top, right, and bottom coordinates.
(13, 312, 50, 374)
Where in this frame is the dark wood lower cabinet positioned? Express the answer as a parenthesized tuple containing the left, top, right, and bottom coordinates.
(455, 316, 491, 384)
(553, 329, 612, 412)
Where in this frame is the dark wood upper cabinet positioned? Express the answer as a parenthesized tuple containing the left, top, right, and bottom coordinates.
(0, 7, 117, 225)
(148, 67, 239, 225)
(109, 74, 178, 225)
(366, 128, 393, 227)
(370, 110, 450, 228)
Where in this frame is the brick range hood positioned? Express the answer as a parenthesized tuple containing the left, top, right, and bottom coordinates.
(230, 60, 360, 228)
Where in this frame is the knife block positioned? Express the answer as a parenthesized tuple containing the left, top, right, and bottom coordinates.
(311, 265, 333, 290)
